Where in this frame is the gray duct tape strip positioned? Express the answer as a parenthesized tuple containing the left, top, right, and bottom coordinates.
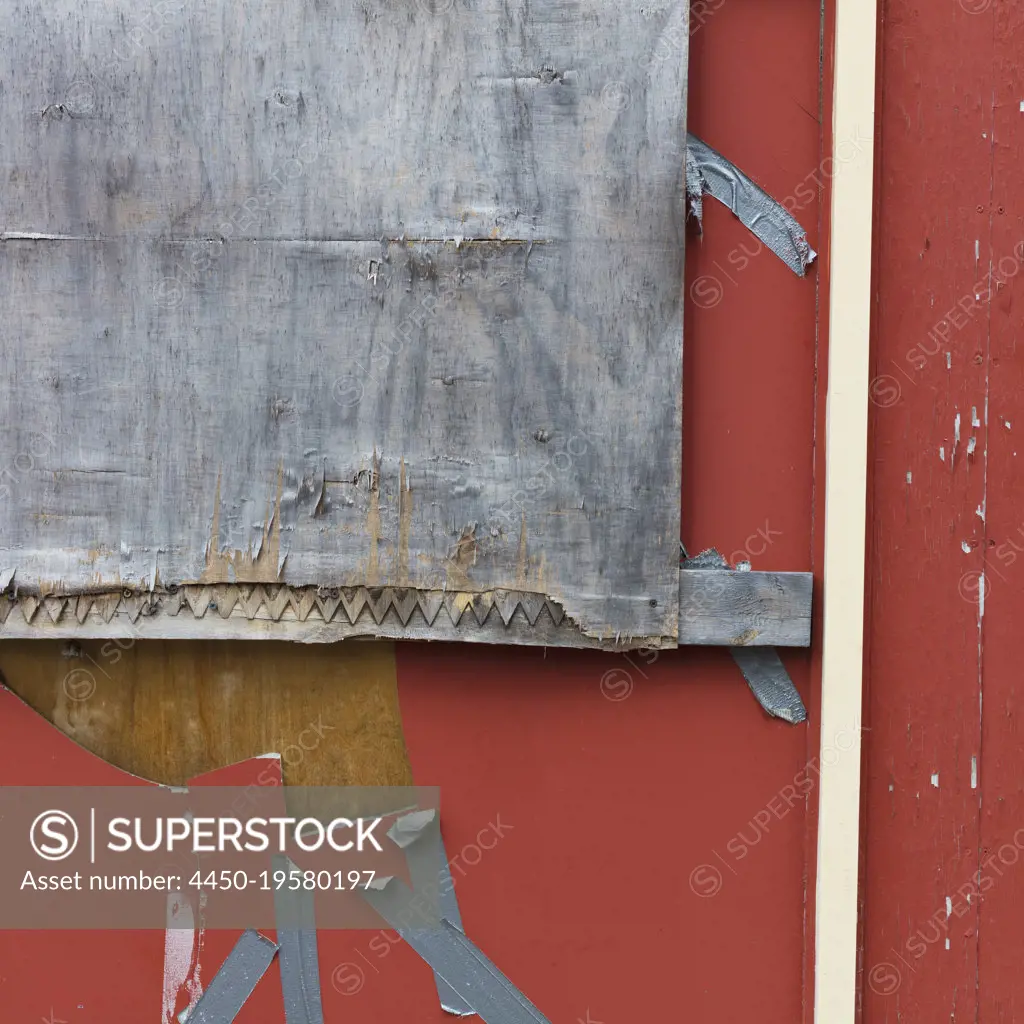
(363, 877, 550, 1024)
(388, 808, 437, 848)
(388, 810, 475, 1016)
(685, 133, 817, 276)
(682, 547, 807, 724)
(273, 856, 326, 1024)
(681, 547, 730, 571)
(184, 929, 278, 1024)
(731, 647, 807, 724)
(434, 844, 475, 1015)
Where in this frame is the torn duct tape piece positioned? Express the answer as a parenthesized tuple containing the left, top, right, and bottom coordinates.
(182, 928, 278, 1024)
(681, 547, 729, 571)
(363, 877, 550, 1024)
(731, 647, 808, 725)
(389, 809, 475, 1016)
(273, 856, 326, 1024)
(434, 842, 476, 1016)
(685, 133, 817, 276)
(387, 807, 438, 850)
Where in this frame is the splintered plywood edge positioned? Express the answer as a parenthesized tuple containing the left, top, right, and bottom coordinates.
(0, 0, 689, 647)
(0, 571, 812, 648)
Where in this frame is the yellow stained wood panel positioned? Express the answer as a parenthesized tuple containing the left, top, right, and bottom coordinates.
(0, 639, 411, 788)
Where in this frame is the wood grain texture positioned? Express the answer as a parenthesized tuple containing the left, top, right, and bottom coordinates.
(0, 639, 412, 786)
(0, 570, 813, 647)
(0, 0, 689, 644)
(679, 570, 811, 646)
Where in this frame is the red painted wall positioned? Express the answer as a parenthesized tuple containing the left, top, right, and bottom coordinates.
(862, 1, 1024, 1021)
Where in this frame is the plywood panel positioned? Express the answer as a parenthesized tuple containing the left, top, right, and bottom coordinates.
(0, 0, 689, 645)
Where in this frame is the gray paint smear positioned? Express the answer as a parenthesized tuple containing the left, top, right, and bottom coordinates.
(363, 878, 550, 1024)
(686, 134, 816, 276)
(273, 856, 326, 1024)
(0, 0, 689, 646)
(731, 647, 808, 724)
(185, 929, 278, 1024)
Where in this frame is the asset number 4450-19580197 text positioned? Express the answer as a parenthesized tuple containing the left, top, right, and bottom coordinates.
(188, 869, 375, 891)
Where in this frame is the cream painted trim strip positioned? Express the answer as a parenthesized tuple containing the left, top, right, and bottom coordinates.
(815, 0, 878, 1021)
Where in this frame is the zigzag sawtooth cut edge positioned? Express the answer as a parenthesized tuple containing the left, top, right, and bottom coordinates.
(0, 584, 571, 630)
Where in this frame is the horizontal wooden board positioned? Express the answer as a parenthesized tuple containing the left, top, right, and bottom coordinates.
(678, 570, 812, 647)
(0, 0, 689, 645)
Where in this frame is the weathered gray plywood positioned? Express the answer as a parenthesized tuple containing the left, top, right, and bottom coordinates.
(0, 0, 688, 646)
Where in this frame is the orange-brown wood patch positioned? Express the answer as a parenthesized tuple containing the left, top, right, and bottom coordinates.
(0, 639, 411, 787)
